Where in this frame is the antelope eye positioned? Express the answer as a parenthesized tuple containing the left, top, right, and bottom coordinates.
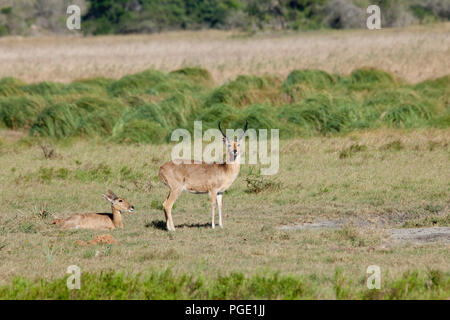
(119, 199, 123, 202)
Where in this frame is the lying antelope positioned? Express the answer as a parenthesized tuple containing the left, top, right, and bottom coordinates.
(159, 121, 248, 231)
(52, 190, 134, 230)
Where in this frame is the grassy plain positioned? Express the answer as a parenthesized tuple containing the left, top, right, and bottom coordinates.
(0, 129, 449, 298)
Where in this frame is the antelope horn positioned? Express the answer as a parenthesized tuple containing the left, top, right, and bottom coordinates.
(239, 120, 248, 140)
(218, 121, 228, 140)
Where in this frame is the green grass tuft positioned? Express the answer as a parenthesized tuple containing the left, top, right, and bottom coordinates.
(0, 269, 448, 299)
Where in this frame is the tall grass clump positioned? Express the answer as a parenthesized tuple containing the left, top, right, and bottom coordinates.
(113, 120, 168, 144)
(282, 69, 336, 102)
(0, 67, 448, 143)
(284, 69, 336, 89)
(205, 75, 280, 108)
(382, 103, 433, 128)
(196, 103, 280, 135)
(414, 75, 450, 101)
(342, 67, 400, 90)
(283, 69, 336, 101)
(71, 77, 115, 91)
(1, 77, 109, 98)
(21, 82, 70, 96)
(108, 68, 208, 98)
(365, 88, 424, 110)
(429, 109, 450, 128)
(108, 70, 170, 97)
(0, 77, 26, 97)
(30, 103, 83, 139)
(0, 96, 46, 129)
(112, 92, 199, 143)
(30, 97, 126, 139)
(195, 103, 241, 125)
(365, 88, 437, 128)
(75, 96, 127, 137)
(170, 67, 213, 86)
(242, 104, 280, 131)
(279, 93, 363, 134)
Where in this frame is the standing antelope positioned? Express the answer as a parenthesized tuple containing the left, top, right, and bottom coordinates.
(159, 121, 248, 231)
(52, 190, 135, 230)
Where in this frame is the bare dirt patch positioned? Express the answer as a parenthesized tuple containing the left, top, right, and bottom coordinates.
(389, 227, 450, 244)
(280, 220, 450, 244)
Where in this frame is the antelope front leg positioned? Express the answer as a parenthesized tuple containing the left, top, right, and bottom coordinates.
(210, 191, 217, 229)
(217, 192, 223, 228)
(163, 188, 181, 231)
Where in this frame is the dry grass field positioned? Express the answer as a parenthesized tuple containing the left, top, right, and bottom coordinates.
(0, 23, 449, 84)
(0, 129, 449, 298)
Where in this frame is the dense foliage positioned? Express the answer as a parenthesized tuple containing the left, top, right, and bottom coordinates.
(81, 0, 450, 34)
(0, 0, 448, 36)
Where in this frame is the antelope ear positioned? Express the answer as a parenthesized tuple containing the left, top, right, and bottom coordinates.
(107, 189, 118, 200)
(102, 194, 114, 203)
